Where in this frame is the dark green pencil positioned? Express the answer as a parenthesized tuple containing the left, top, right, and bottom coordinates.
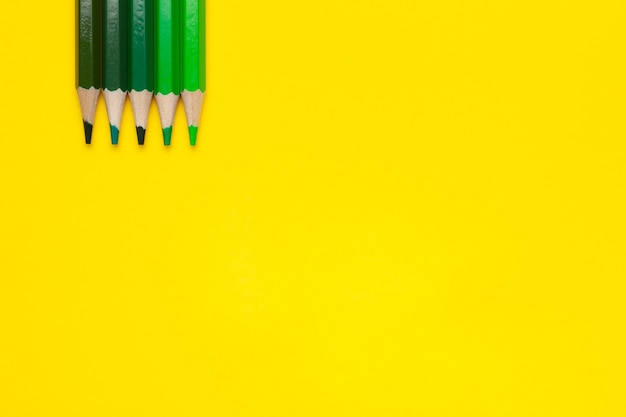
(76, 0, 102, 144)
(128, 0, 154, 145)
(103, 0, 129, 145)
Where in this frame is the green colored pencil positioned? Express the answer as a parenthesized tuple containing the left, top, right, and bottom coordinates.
(103, 0, 128, 145)
(128, 0, 154, 145)
(181, 0, 206, 146)
(76, 0, 102, 144)
(155, 0, 181, 146)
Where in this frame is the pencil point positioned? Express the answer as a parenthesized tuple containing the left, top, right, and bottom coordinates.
(189, 126, 198, 146)
(163, 127, 172, 146)
(84, 122, 93, 145)
(137, 127, 146, 145)
(110, 125, 120, 145)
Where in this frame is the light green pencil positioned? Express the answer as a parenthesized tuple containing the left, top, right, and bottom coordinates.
(155, 0, 181, 146)
(181, 0, 206, 146)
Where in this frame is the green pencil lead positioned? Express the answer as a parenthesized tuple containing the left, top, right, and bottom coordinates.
(110, 125, 120, 145)
(189, 126, 198, 146)
(163, 127, 172, 146)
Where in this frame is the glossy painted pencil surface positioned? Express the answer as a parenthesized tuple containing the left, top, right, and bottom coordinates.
(103, 0, 129, 145)
(155, 0, 181, 146)
(76, 0, 102, 144)
(181, 0, 206, 146)
(128, 0, 154, 145)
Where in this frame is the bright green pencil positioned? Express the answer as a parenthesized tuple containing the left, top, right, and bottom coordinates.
(128, 0, 154, 145)
(103, 0, 128, 145)
(181, 0, 206, 146)
(76, 0, 102, 144)
(155, 0, 181, 146)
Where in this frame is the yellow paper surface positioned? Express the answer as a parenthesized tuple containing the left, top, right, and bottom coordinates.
(1, 1, 626, 415)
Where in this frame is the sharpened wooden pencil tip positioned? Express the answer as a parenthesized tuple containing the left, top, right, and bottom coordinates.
(84, 122, 93, 145)
(137, 127, 146, 145)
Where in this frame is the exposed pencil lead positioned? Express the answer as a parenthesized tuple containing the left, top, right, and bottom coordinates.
(84, 122, 93, 145)
(137, 127, 146, 145)
(189, 126, 198, 146)
(163, 127, 173, 146)
(110, 125, 120, 145)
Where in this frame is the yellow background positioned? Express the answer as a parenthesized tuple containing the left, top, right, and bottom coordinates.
(1, 1, 626, 415)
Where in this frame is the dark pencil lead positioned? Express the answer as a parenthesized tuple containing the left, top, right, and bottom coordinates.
(137, 127, 146, 145)
(110, 125, 120, 145)
(84, 121, 93, 145)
